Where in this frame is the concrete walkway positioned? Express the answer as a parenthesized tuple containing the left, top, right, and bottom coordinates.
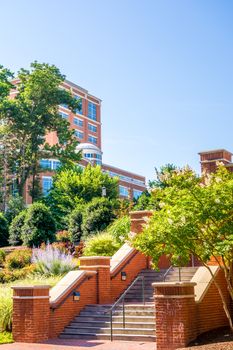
(0, 339, 156, 350)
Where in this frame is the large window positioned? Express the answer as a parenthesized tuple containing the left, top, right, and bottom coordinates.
(42, 176, 53, 195)
(88, 135, 97, 144)
(75, 130, 84, 139)
(119, 185, 129, 197)
(74, 95, 83, 114)
(74, 117, 83, 127)
(88, 102, 97, 121)
(133, 189, 143, 199)
(40, 159, 61, 170)
(59, 111, 68, 120)
(88, 123, 97, 133)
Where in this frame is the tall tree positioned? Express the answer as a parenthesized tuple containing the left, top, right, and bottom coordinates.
(132, 164, 233, 331)
(0, 62, 81, 203)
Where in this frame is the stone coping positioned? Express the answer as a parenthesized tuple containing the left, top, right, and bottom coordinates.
(152, 281, 197, 288)
(191, 265, 219, 302)
(12, 285, 51, 290)
(129, 210, 154, 215)
(79, 256, 111, 260)
(110, 243, 135, 274)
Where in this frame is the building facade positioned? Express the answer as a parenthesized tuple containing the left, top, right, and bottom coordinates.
(199, 149, 233, 173)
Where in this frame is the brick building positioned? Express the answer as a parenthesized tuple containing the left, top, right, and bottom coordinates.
(199, 148, 233, 173)
(11, 79, 146, 202)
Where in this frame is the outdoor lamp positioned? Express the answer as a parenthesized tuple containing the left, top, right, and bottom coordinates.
(121, 271, 127, 281)
(102, 186, 106, 197)
(73, 291, 81, 301)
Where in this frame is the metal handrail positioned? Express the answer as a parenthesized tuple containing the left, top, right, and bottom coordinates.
(163, 266, 182, 282)
(105, 275, 145, 341)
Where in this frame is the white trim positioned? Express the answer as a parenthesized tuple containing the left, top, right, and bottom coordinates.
(13, 296, 50, 300)
(155, 295, 195, 299)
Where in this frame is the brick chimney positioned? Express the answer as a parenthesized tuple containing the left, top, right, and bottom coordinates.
(198, 149, 232, 174)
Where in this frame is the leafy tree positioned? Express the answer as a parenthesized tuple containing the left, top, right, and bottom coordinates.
(68, 205, 84, 243)
(0, 62, 81, 203)
(132, 164, 233, 331)
(5, 195, 25, 224)
(149, 163, 177, 189)
(21, 203, 56, 247)
(46, 164, 118, 226)
(82, 197, 117, 239)
(0, 213, 8, 247)
(8, 210, 27, 246)
(106, 215, 130, 244)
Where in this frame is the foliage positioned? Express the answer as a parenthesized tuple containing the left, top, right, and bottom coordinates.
(8, 210, 27, 246)
(68, 205, 84, 243)
(0, 249, 6, 266)
(56, 230, 72, 243)
(106, 216, 130, 244)
(0, 332, 13, 344)
(0, 265, 35, 284)
(133, 190, 158, 211)
(132, 164, 233, 330)
(149, 163, 177, 189)
(21, 203, 56, 247)
(0, 286, 12, 332)
(82, 197, 117, 239)
(83, 232, 120, 257)
(4, 249, 31, 270)
(0, 62, 81, 203)
(32, 244, 76, 276)
(5, 195, 25, 224)
(0, 213, 8, 247)
(46, 164, 118, 227)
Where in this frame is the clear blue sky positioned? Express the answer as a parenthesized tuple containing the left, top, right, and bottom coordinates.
(1, 0, 233, 182)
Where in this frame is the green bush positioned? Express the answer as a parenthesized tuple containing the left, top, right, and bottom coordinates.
(5, 194, 25, 224)
(82, 198, 116, 239)
(4, 249, 32, 270)
(8, 210, 27, 246)
(107, 216, 130, 244)
(21, 203, 56, 247)
(0, 265, 34, 283)
(68, 205, 84, 243)
(0, 249, 6, 266)
(0, 289, 12, 332)
(83, 232, 120, 257)
(0, 214, 9, 247)
(56, 230, 72, 243)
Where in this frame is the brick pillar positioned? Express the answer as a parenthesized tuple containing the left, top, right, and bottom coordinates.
(153, 282, 197, 350)
(12, 285, 50, 343)
(130, 210, 153, 234)
(79, 256, 111, 304)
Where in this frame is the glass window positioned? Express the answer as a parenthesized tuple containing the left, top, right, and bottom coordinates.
(42, 176, 53, 195)
(96, 154, 102, 160)
(88, 135, 97, 144)
(119, 185, 129, 197)
(88, 123, 97, 132)
(53, 160, 61, 170)
(60, 104, 69, 109)
(74, 117, 83, 127)
(74, 95, 83, 114)
(75, 130, 84, 139)
(88, 102, 97, 121)
(59, 112, 68, 120)
(133, 189, 143, 199)
(40, 159, 52, 169)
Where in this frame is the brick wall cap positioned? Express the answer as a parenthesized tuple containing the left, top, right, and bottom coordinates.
(198, 149, 232, 155)
(12, 285, 50, 290)
(130, 210, 154, 215)
(79, 256, 111, 260)
(152, 282, 196, 287)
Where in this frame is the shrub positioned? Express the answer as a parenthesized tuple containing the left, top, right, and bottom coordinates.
(83, 232, 120, 257)
(0, 249, 6, 266)
(4, 249, 32, 270)
(0, 214, 9, 247)
(0, 288, 12, 332)
(32, 244, 76, 276)
(8, 210, 27, 246)
(5, 195, 25, 224)
(82, 198, 116, 239)
(56, 230, 72, 243)
(107, 216, 130, 244)
(21, 203, 56, 247)
(0, 265, 35, 283)
(68, 205, 84, 243)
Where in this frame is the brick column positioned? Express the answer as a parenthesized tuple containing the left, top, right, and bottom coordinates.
(130, 210, 153, 234)
(12, 285, 50, 343)
(79, 256, 111, 304)
(153, 282, 197, 350)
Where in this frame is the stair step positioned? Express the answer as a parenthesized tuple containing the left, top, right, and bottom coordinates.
(70, 321, 155, 329)
(64, 326, 155, 335)
(75, 315, 155, 322)
(60, 332, 156, 342)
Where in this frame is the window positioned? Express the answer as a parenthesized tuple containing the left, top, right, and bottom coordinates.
(119, 185, 129, 197)
(75, 130, 84, 139)
(84, 153, 94, 158)
(74, 95, 83, 114)
(60, 104, 69, 109)
(96, 154, 102, 160)
(53, 160, 61, 170)
(42, 176, 53, 195)
(88, 135, 97, 144)
(96, 160, 102, 166)
(59, 112, 68, 120)
(133, 189, 143, 199)
(74, 117, 83, 127)
(40, 159, 52, 169)
(88, 123, 97, 132)
(88, 102, 97, 121)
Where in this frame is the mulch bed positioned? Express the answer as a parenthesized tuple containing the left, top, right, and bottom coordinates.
(178, 327, 233, 349)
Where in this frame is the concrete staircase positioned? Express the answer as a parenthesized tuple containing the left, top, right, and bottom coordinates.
(60, 266, 198, 341)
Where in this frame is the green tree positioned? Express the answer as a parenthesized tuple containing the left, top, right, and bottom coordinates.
(132, 164, 233, 330)
(68, 205, 84, 243)
(21, 203, 56, 247)
(46, 164, 118, 227)
(0, 62, 81, 203)
(0, 213, 8, 247)
(5, 195, 25, 224)
(8, 210, 27, 246)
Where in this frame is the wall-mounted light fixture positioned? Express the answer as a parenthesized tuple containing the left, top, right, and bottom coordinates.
(121, 271, 127, 281)
(73, 291, 81, 301)
(102, 186, 106, 197)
